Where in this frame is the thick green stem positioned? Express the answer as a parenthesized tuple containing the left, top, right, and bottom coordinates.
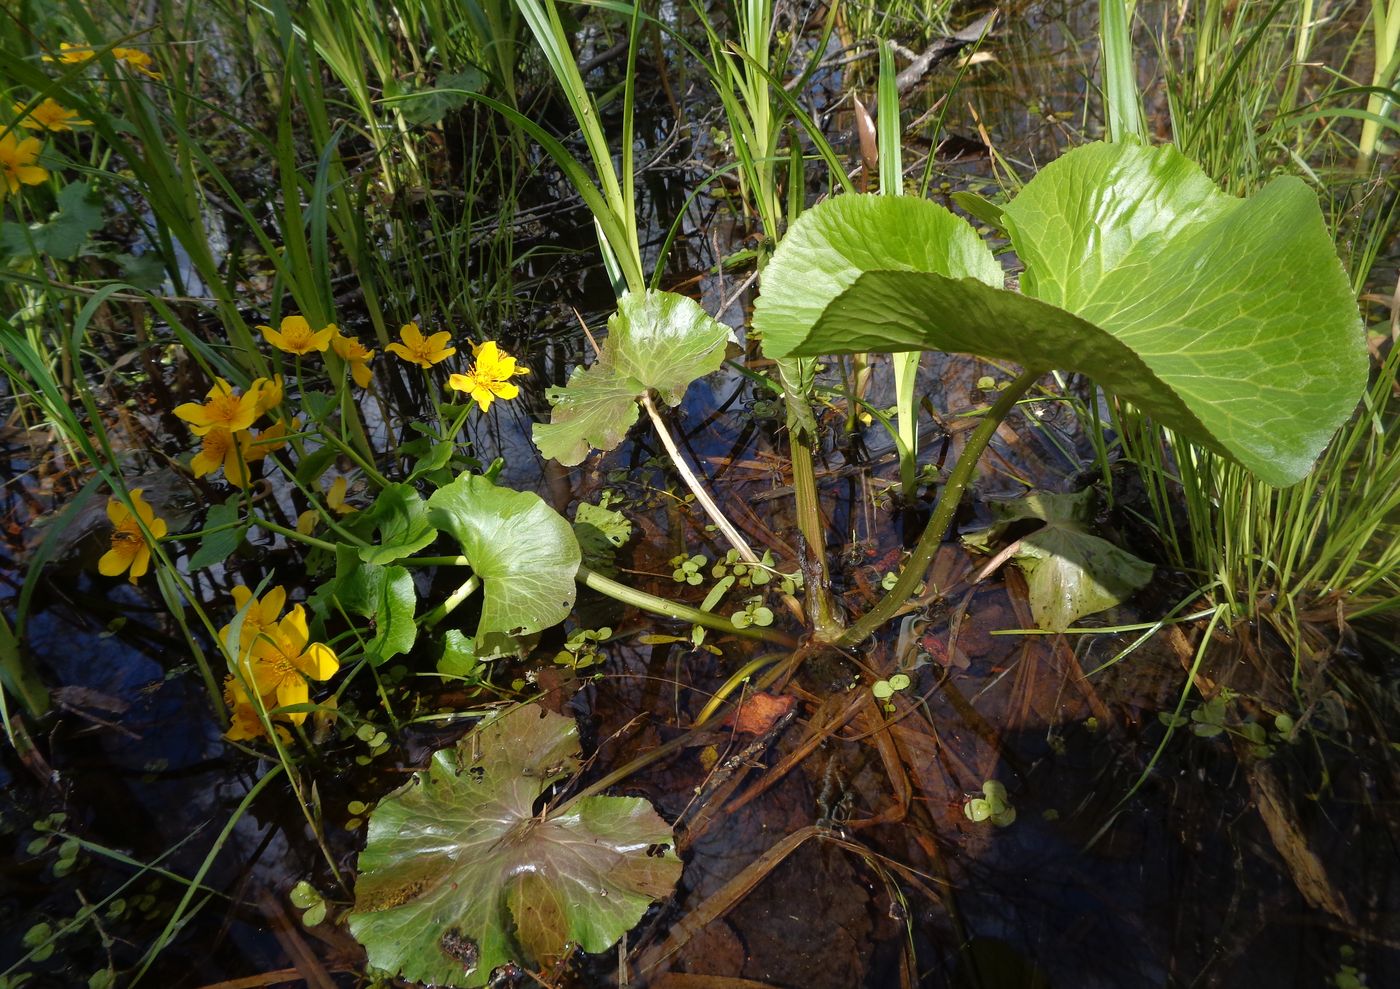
(789, 428, 840, 635)
(834, 367, 1045, 649)
(577, 565, 796, 646)
(421, 575, 482, 630)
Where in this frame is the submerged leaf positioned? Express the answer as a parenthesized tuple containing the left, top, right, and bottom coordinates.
(753, 142, 1366, 487)
(573, 498, 632, 576)
(348, 704, 682, 987)
(533, 290, 730, 465)
(427, 473, 581, 637)
(963, 489, 1153, 631)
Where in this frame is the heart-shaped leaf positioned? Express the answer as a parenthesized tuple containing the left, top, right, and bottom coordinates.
(357, 483, 438, 565)
(348, 703, 682, 987)
(753, 141, 1366, 487)
(533, 290, 731, 465)
(963, 489, 1153, 631)
(427, 473, 580, 637)
(315, 546, 418, 664)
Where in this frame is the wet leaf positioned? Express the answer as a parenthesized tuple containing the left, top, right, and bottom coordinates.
(754, 141, 1366, 486)
(437, 629, 481, 679)
(348, 704, 682, 987)
(427, 473, 580, 637)
(357, 484, 438, 565)
(723, 692, 796, 735)
(289, 880, 321, 909)
(573, 498, 632, 576)
(533, 290, 730, 465)
(963, 489, 1152, 631)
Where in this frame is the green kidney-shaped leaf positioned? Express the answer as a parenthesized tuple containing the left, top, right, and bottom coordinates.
(963, 489, 1153, 631)
(753, 142, 1366, 487)
(348, 704, 682, 987)
(427, 473, 581, 637)
(533, 289, 731, 466)
(318, 546, 418, 664)
(358, 483, 438, 565)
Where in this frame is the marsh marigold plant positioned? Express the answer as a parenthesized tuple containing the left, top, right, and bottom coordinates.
(385, 322, 455, 368)
(218, 589, 339, 742)
(98, 489, 167, 583)
(448, 340, 527, 412)
(13, 98, 90, 132)
(175, 377, 261, 435)
(0, 131, 47, 199)
(331, 332, 375, 388)
(260, 315, 335, 356)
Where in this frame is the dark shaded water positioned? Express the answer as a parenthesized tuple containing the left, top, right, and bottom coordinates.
(3, 2, 1399, 987)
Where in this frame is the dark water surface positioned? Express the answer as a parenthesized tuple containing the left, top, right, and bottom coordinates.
(3, 2, 1398, 987)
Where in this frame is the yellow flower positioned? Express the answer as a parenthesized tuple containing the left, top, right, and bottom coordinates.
(222, 676, 289, 743)
(385, 322, 455, 368)
(190, 427, 251, 487)
(241, 605, 339, 725)
(0, 132, 48, 199)
(98, 489, 168, 583)
(243, 419, 291, 461)
(296, 509, 319, 535)
(448, 340, 528, 412)
(326, 476, 356, 515)
(174, 377, 260, 436)
(250, 374, 284, 416)
(219, 585, 287, 657)
(223, 677, 270, 741)
(44, 42, 97, 65)
(331, 333, 375, 388)
(190, 420, 289, 487)
(111, 47, 163, 80)
(13, 98, 91, 132)
(259, 315, 335, 356)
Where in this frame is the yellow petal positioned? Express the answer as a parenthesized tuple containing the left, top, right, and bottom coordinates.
(98, 544, 134, 576)
(278, 605, 310, 653)
(127, 544, 152, 581)
(263, 586, 287, 618)
(105, 497, 128, 525)
(301, 642, 340, 681)
(276, 678, 310, 725)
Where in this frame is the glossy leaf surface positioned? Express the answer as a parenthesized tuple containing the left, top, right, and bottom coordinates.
(427, 473, 580, 637)
(753, 142, 1366, 486)
(533, 290, 730, 465)
(963, 489, 1153, 631)
(348, 704, 681, 986)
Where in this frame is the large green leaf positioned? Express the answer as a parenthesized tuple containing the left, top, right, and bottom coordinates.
(427, 473, 581, 637)
(963, 490, 1153, 631)
(753, 142, 1366, 487)
(348, 704, 682, 987)
(533, 289, 731, 466)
